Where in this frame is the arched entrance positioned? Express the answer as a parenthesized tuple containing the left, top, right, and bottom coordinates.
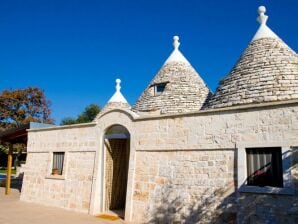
(103, 125, 130, 218)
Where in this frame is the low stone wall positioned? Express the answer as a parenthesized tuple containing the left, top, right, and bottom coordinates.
(21, 124, 97, 213)
(21, 151, 95, 213)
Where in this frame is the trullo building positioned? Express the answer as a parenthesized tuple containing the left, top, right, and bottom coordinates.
(20, 6, 298, 223)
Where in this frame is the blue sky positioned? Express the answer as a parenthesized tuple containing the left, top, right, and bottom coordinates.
(0, 0, 297, 124)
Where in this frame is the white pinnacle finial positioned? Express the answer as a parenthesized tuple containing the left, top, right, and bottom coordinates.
(173, 36, 180, 50)
(116, 78, 121, 92)
(108, 78, 128, 103)
(257, 6, 268, 24)
(251, 6, 278, 43)
(164, 35, 190, 65)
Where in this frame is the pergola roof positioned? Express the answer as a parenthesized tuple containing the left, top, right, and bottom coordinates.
(0, 124, 30, 144)
(0, 122, 55, 144)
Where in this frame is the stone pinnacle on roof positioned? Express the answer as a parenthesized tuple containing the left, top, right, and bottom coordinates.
(108, 79, 128, 103)
(204, 6, 298, 109)
(251, 6, 278, 42)
(133, 35, 211, 114)
(94, 78, 130, 120)
(164, 36, 191, 65)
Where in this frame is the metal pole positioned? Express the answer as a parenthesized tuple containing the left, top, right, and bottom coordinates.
(5, 143, 13, 195)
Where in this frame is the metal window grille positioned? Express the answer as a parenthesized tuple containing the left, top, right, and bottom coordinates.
(246, 147, 283, 187)
(52, 152, 65, 175)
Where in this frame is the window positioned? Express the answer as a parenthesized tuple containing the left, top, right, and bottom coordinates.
(246, 147, 283, 188)
(154, 83, 167, 95)
(52, 152, 65, 175)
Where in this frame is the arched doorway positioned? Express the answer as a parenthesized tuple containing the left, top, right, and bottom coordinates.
(103, 125, 130, 218)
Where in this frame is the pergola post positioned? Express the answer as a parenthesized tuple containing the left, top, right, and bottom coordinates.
(5, 143, 13, 195)
(0, 123, 31, 195)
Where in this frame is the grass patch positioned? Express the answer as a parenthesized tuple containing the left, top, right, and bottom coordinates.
(0, 169, 16, 175)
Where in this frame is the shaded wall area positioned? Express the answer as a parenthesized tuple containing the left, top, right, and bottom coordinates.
(132, 150, 236, 223)
(132, 148, 298, 223)
(237, 147, 298, 224)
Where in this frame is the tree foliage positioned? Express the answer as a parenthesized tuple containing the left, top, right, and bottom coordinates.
(60, 104, 100, 125)
(0, 87, 53, 130)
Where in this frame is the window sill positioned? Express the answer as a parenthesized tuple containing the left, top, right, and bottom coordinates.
(239, 185, 294, 195)
(45, 175, 65, 180)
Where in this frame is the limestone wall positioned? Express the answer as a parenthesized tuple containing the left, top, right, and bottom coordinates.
(21, 124, 97, 213)
(134, 103, 298, 151)
(20, 103, 298, 222)
(130, 103, 298, 223)
(133, 150, 236, 223)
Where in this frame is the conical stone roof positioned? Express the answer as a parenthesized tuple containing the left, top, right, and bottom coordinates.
(205, 6, 298, 109)
(133, 36, 211, 114)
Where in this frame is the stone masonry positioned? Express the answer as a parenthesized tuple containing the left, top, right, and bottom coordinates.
(133, 150, 236, 223)
(205, 38, 298, 109)
(21, 124, 97, 213)
(133, 61, 211, 114)
(21, 102, 298, 223)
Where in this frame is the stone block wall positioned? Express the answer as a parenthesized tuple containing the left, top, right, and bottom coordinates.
(20, 103, 298, 222)
(132, 150, 236, 223)
(130, 103, 298, 223)
(21, 151, 95, 212)
(133, 104, 298, 152)
(21, 125, 97, 213)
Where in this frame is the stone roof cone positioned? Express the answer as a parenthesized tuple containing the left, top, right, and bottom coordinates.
(205, 6, 298, 109)
(133, 36, 211, 114)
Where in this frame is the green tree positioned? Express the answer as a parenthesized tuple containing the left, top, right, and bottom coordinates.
(60, 104, 101, 125)
(60, 117, 77, 125)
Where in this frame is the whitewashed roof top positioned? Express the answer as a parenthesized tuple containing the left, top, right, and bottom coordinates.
(164, 36, 191, 65)
(251, 6, 279, 42)
(108, 79, 128, 103)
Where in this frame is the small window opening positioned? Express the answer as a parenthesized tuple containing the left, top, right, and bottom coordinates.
(246, 147, 283, 188)
(154, 83, 166, 95)
(52, 152, 65, 175)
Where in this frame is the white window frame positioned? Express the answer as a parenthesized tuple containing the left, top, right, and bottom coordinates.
(237, 141, 294, 195)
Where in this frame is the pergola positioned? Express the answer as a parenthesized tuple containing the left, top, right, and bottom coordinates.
(0, 124, 29, 195)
